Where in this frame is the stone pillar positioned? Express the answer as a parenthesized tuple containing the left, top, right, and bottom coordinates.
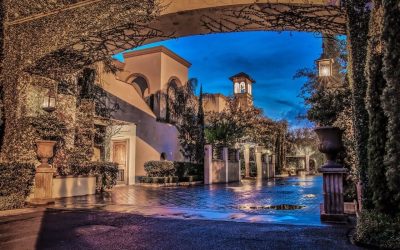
(244, 145, 250, 178)
(223, 147, 229, 183)
(204, 145, 213, 185)
(30, 167, 56, 205)
(305, 154, 310, 172)
(265, 154, 270, 179)
(271, 154, 276, 178)
(255, 147, 263, 179)
(236, 150, 241, 181)
(319, 167, 347, 223)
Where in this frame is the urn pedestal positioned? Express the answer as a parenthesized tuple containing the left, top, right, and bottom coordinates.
(30, 140, 56, 205)
(315, 127, 347, 223)
(319, 167, 348, 223)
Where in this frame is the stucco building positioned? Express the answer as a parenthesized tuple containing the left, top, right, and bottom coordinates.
(97, 46, 191, 184)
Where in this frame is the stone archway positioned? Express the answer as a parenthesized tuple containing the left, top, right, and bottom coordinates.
(0, 0, 345, 160)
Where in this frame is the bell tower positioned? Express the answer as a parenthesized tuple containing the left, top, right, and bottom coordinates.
(230, 72, 255, 109)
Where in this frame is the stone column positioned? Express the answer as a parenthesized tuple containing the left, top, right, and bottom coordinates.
(223, 147, 229, 183)
(265, 154, 270, 179)
(319, 167, 347, 223)
(204, 145, 213, 185)
(305, 154, 310, 172)
(255, 147, 263, 179)
(271, 154, 276, 178)
(30, 167, 56, 205)
(236, 150, 241, 181)
(244, 145, 250, 178)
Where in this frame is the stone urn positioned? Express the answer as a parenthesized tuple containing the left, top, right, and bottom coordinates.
(36, 140, 56, 168)
(314, 126, 343, 168)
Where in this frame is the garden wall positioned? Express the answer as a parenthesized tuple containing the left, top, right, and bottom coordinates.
(52, 176, 96, 198)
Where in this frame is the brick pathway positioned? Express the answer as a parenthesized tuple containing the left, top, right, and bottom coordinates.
(54, 176, 324, 225)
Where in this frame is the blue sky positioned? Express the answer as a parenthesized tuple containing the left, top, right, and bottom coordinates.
(114, 31, 323, 128)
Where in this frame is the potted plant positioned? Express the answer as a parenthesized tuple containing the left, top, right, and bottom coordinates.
(314, 126, 344, 168)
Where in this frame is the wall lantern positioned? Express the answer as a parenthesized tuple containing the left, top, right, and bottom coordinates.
(42, 88, 57, 112)
(317, 58, 334, 77)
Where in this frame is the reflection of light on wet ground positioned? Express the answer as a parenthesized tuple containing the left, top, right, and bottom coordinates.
(55, 176, 324, 226)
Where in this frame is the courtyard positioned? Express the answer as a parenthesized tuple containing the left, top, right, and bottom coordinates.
(0, 176, 359, 250)
(55, 176, 323, 226)
(1, 1, 400, 249)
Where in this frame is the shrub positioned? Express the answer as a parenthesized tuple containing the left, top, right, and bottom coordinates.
(139, 176, 178, 184)
(0, 162, 35, 210)
(144, 161, 175, 177)
(89, 161, 119, 192)
(69, 161, 118, 192)
(173, 162, 203, 180)
(355, 210, 400, 249)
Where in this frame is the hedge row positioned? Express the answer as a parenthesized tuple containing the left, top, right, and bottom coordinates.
(70, 161, 118, 192)
(0, 162, 35, 211)
(144, 161, 203, 180)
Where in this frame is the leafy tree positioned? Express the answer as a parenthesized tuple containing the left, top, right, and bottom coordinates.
(345, 0, 371, 207)
(204, 97, 263, 147)
(365, 2, 394, 214)
(168, 79, 204, 163)
(382, 0, 400, 214)
(296, 36, 350, 126)
(296, 36, 357, 199)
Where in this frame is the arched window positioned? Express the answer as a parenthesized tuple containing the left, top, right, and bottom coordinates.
(234, 82, 240, 94)
(166, 79, 179, 123)
(240, 82, 246, 93)
(132, 76, 149, 98)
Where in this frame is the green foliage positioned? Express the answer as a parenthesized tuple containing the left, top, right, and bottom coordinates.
(28, 113, 67, 141)
(144, 160, 175, 177)
(382, 0, 400, 214)
(345, 0, 371, 206)
(168, 79, 205, 163)
(0, 162, 35, 210)
(68, 161, 118, 192)
(140, 176, 179, 184)
(355, 211, 400, 249)
(173, 161, 203, 180)
(365, 2, 394, 214)
(296, 36, 350, 126)
(90, 161, 118, 192)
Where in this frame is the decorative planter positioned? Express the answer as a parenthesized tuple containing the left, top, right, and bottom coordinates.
(36, 140, 56, 168)
(314, 126, 343, 168)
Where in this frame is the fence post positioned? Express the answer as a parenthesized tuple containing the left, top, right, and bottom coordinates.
(223, 147, 229, 183)
(244, 145, 250, 178)
(204, 145, 213, 185)
(255, 147, 263, 179)
(237, 149, 241, 181)
(271, 154, 276, 178)
(265, 154, 270, 179)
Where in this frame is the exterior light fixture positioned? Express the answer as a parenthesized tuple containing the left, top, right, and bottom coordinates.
(42, 88, 57, 112)
(317, 58, 334, 77)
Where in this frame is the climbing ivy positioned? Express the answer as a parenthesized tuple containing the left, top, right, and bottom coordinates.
(365, 1, 394, 215)
(345, 0, 372, 208)
(381, 0, 400, 214)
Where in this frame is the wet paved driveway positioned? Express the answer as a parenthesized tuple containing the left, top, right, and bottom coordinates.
(55, 176, 324, 225)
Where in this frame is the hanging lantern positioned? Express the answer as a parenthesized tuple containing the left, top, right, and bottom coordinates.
(42, 88, 57, 112)
(317, 58, 334, 77)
